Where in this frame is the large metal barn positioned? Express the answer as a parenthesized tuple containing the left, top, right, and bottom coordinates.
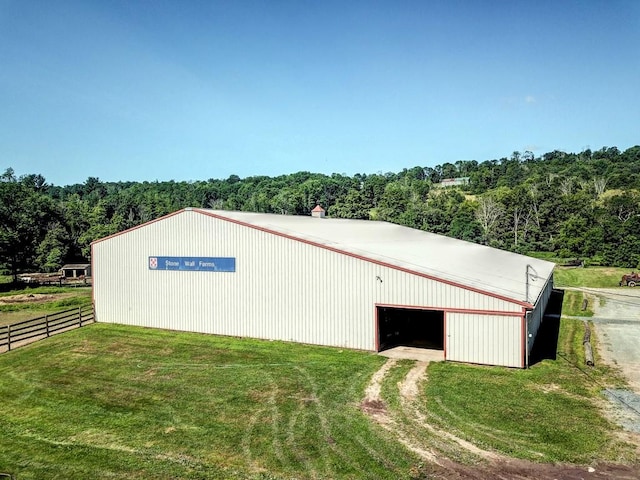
(91, 208, 555, 368)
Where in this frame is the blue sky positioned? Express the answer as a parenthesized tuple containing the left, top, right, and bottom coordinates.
(1, 0, 638, 186)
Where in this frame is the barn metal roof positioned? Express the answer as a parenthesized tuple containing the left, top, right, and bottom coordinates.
(195, 209, 555, 307)
(61, 263, 91, 269)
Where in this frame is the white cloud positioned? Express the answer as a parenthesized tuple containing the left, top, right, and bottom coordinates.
(525, 95, 536, 104)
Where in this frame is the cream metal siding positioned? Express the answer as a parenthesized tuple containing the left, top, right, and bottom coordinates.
(93, 210, 524, 352)
(446, 313, 523, 368)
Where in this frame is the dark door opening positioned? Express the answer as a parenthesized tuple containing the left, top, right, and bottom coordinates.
(377, 306, 444, 352)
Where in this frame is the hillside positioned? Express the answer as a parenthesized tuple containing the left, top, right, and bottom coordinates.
(1, 145, 639, 278)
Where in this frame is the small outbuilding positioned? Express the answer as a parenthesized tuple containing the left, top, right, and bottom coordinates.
(92, 208, 555, 368)
(60, 263, 91, 279)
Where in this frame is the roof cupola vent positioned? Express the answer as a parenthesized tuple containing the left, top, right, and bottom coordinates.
(311, 205, 326, 218)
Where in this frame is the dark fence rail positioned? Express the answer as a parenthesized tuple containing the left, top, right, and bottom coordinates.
(0, 305, 94, 352)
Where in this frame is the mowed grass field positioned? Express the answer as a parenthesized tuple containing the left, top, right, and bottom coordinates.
(561, 290, 595, 317)
(0, 317, 636, 479)
(1, 324, 411, 480)
(552, 266, 631, 317)
(0, 284, 92, 326)
(553, 266, 632, 288)
(423, 318, 630, 463)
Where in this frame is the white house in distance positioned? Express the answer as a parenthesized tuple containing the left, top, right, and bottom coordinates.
(91, 208, 555, 368)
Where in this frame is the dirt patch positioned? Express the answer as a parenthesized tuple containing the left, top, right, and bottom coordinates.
(360, 398, 387, 416)
(361, 358, 396, 424)
(424, 458, 640, 479)
(0, 293, 72, 305)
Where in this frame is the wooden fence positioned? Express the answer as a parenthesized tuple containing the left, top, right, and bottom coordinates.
(0, 305, 95, 353)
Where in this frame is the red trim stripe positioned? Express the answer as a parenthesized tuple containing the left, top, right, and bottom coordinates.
(374, 306, 380, 351)
(91, 242, 96, 320)
(374, 303, 522, 317)
(90, 209, 186, 245)
(443, 311, 447, 360)
(521, 315, 527, 368)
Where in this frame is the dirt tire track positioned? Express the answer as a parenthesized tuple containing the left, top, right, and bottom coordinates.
(361, 358, 396, 424)
(361, 357, 640, 479)
(362, 359, 496, 463)
(398, 361, 502, 462)
(361, 359, 441, 463)
(398, 360, 427, 400)
(363, 358, 396, 403)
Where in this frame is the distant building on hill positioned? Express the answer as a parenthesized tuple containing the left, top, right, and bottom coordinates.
(436, 177, 470, 188)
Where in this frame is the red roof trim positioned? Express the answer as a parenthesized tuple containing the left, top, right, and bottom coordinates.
(443, 311, 447, 359)
(194, 209, 533, 308)
(442, 312, 449, 361)
(90, 209, 186, 245)
(374, 307, 380, 351)
(91, 242, 96, 319)
(311, 205, 325, 212)
(91, 209, 190, 321)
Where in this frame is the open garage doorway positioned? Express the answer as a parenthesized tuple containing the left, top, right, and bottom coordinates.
(377, 306, 444, 352)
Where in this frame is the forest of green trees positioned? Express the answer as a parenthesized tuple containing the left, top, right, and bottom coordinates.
(1, 145, 639, 280)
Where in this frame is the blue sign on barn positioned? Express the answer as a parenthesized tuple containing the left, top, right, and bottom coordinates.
(148, 256, 235, 272)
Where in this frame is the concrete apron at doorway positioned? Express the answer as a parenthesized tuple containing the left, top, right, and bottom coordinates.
(379, 346, 444, 363)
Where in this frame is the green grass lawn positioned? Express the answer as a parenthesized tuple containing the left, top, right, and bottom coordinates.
(419, 317, 632, 464)
(0, 325, 412, 480)
(0, 320, 635, 479)
(553, 266, 632, 288)
(561, 290, 594, 317)
(527, 253, 632, 288)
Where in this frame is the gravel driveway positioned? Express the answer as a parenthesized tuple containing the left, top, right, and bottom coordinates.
(587, 287, 640, 392)
(581, 287, 640, 434)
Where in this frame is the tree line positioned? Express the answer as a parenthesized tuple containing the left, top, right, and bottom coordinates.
(1, 145, 639, 280)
